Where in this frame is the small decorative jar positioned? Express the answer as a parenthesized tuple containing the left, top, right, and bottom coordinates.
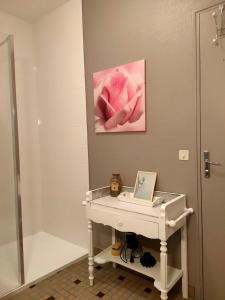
(110, 174, 122, 197)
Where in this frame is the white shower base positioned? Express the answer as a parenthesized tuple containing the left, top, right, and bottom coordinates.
(0, 232, 88, 298)
(23, 232, 88, 283)
(0, 239, 20, 297)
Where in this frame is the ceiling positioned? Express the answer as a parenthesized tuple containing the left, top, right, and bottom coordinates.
(0, 0, 69, 22)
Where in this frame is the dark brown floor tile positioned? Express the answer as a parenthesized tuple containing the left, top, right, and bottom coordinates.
(74, 279, 82, 284)
(118, 275, 126, 281)
(96, 291, 105, 298)
(144, 287, 152, 293)
(29, 284, 36, 289)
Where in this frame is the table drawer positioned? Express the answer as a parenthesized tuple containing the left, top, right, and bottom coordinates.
(87, 206, 159, 239)
(114, 215, 159, 239)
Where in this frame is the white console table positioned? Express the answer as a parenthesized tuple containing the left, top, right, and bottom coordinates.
(83, 187, 193, 300)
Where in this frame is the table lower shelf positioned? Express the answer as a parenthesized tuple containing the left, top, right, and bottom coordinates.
(94, 246, 183, 292)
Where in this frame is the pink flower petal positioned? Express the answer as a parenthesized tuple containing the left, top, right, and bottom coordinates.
(104, 70, 127, 109)
(104, 109, 127, 129)
(129, 94, 144, 123)
(105, 88, 143, 129)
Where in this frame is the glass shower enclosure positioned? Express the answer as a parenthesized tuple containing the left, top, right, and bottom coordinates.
(0, 33, 24, 297)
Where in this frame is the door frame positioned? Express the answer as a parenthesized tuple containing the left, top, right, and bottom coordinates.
(194, 2, 225, 299)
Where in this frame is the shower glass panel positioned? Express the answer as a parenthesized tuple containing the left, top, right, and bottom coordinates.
(0, 34, 24, 297)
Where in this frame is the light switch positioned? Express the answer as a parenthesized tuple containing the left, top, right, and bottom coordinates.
(179, 150, 189, 161)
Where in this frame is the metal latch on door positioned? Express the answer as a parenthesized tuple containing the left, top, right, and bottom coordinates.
(204, 150, 221, 178)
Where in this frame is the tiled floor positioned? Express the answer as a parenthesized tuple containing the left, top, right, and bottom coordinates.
(6, 258, 184, 300)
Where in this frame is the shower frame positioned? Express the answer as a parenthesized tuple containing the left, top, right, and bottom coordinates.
(0, 34, 25, 291)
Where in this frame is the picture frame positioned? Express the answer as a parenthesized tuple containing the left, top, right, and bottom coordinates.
(93, 59, 146, 133)
(133, 171, 157, 206)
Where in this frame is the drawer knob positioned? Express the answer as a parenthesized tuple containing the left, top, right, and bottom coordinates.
(118, 220, 123, 227)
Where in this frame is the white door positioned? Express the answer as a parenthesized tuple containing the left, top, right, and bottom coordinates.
(199, 4, 225, 300)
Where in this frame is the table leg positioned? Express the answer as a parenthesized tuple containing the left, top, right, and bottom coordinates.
(181, 219, 188, 298)
(160, 240, 168, 300)
(88, 220, 94, 286)
(112, 228, 117, 268)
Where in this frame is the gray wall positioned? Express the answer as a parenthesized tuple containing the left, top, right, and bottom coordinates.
(83, 0, 218, 295)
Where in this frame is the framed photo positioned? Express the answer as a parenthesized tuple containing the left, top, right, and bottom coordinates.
(133, 171, 157, 204)
(93, 59, 145, 133)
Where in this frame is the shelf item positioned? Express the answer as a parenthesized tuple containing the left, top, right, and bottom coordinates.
(111, 242, 121, 256)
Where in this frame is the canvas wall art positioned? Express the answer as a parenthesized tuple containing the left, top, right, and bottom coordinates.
(93, 60, 146, 133)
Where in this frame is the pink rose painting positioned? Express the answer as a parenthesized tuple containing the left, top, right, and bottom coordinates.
(93, 60, 145, 132)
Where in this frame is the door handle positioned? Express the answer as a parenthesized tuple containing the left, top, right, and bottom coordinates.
(204, 151, 221, 178)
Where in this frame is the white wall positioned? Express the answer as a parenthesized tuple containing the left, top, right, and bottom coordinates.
(35, 0, 89, 248)
(0, 0, 88, 248)
(0, 11, 42, 241)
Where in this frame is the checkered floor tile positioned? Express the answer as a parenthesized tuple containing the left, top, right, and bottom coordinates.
(5, 258, 184, 300)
